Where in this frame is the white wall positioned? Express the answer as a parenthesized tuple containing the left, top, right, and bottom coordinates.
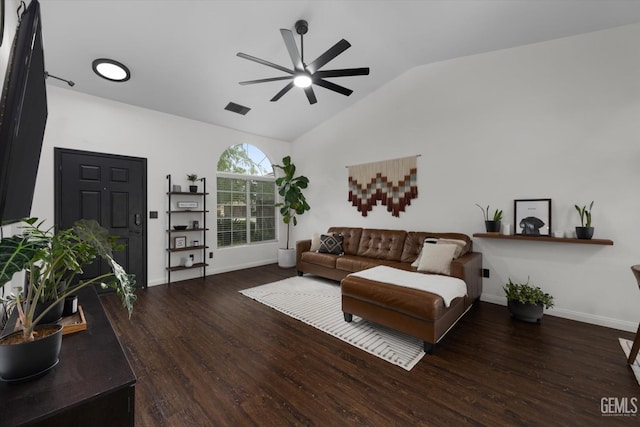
(291, 23, 640, 332)
(31, 87, 291, 286)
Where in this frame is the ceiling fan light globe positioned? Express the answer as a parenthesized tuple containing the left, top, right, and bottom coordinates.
(293, 74, 312, 88)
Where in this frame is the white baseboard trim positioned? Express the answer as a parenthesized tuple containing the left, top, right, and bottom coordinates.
(146, 259, 280, 288)
(481, 294, 637, 333)
(207, 259, 278, 275)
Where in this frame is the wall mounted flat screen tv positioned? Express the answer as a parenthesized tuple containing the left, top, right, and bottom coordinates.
(0, 0, 47, 224)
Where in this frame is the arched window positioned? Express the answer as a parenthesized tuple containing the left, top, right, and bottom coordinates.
(216, 144, 276, 247)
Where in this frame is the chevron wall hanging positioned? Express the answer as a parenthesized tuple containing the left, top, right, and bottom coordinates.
(347, 155, 418, 217)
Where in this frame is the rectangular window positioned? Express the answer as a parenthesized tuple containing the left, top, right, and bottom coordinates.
(217, 176, 276, 247)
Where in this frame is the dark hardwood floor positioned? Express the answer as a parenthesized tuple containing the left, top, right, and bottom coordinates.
(100, 264, 639, 426)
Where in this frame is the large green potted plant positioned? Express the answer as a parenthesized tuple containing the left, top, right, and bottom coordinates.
(475, 204, 503, 233)
(273, 156, 310, 268)
(504, 278, 554, 323)
(575, 201, 594, 239)
(0, 218, 136, 382)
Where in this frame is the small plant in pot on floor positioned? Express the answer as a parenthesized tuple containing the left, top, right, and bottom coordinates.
(475, 204, 503, 233)
(575, 201, 594, 239)
(273, 156, 310, 268)
(0, 218, 136, 382)
(504, 278, 554, 323)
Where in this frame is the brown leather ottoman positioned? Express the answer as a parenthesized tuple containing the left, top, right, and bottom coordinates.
(341, 275, 469, 354)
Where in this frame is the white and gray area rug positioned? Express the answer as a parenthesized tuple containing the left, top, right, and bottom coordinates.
(240, 275, 425, 371)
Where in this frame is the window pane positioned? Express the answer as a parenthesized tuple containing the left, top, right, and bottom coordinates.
(231, 179, 246, 192)
(216, 177, 232, 191)
(217, 148, 276, 247)
(217, 192, 231, 204)
(218, 218, 231, 232)
(217, 144, 274, 177)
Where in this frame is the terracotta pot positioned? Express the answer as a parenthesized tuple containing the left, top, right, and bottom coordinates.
(0, 324, 63, 382)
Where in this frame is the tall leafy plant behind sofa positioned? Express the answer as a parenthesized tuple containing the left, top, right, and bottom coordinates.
(273, 156, 310, 267)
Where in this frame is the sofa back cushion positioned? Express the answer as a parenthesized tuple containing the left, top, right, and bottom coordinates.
(400, 232, 472, 263)
(356, 229, 407, 261)
(327, 227, 362, 255)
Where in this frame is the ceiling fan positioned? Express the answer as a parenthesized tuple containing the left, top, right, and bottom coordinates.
(236, 20, 370, 105)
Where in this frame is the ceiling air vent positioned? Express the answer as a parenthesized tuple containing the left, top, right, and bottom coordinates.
(224, 102, 251, 116)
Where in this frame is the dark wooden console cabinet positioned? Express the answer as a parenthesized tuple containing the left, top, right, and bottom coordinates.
(0, 286, 136, 426)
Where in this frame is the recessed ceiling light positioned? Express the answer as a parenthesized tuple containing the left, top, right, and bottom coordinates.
(92, 58, 131, 82)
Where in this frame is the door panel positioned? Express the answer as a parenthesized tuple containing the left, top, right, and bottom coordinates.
(55, 148, 147, 289)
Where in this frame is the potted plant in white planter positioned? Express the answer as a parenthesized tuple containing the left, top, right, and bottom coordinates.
(0, 218, 136, 382)
(504, 278, 554, 323)
(187, 174, 199, 192)
(575, 201, 594, 239)
(475, 204, 503, 233)
(273, 156, 310, 268)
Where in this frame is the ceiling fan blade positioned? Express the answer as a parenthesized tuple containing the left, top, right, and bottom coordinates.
(280, 29, 304, 72)
(237, 52, 294, 75)
(306, 39, 351, 74)
(314, 78, 353, 96)
(314, 68, 370, 79)
(239, 76, 293, 85)
(304, 86, 317, 105)
(270, 82, 295, 102)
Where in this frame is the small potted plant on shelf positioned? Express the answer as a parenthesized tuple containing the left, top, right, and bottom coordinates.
(187, 174, 199, 192)
(575, 201, 594, 240)
(0, 218, 136, 382)
(503, 278, 554, 323)
(273, 156, 310, 268)
(475, 204, 503, 233)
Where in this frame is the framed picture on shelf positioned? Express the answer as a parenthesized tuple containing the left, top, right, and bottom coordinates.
(514, 199, 551, 236)
(177, 201, 198, 209)
(173, 236, 186, 249)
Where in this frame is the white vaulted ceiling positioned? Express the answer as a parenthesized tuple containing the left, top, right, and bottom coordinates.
(37, 0, 640, 142)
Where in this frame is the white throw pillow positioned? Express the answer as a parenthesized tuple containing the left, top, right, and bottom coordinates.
(417, 243, 457, 275)
(310, 233, 322, 252)
(436, 238, 467, 259)
(411, 238, 440, 267)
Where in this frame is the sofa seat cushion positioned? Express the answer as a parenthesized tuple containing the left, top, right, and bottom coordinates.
(341, 275, 448, 320)
(335, 255, 381, 272)
(335, 256, 416, 273)
(300, 251, 339, 269)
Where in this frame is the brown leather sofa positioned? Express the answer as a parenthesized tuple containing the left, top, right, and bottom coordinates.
(296, 227, 482, 353)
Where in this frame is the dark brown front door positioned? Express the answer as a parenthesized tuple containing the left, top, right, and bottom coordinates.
(55, 148, 147, 289)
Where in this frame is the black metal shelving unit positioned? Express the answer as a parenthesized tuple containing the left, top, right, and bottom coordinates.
(166, 174, 209, 284)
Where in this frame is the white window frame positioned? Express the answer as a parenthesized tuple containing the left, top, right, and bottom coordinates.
(216, 172, 277, 248)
